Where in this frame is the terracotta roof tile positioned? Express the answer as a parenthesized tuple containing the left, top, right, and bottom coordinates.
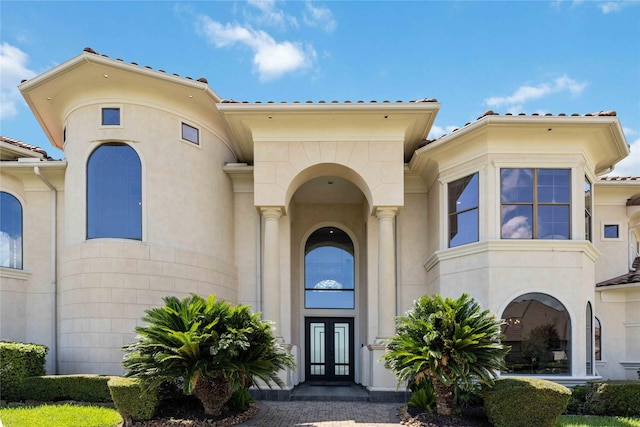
(597, 257, 640, 287)
(423, 110, 620, 145)
(598, 176, 640, 181)
(1, 136, 52, 160)
(219, 98, 437, 104)
(80, 47, 210, 86)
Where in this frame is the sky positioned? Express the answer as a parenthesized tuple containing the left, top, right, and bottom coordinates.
(1, 0, 639, 175)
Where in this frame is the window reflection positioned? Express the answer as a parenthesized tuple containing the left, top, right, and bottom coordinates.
(501, 169, 571, 239)
(87, 143, 142, 240)
(448, 173, 479, 247)
(0, 192, 22, 269)
(502, 293, 571, 375)
(305, 227, 354, 309)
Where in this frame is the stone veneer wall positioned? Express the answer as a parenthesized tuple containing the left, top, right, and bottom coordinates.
(58, 240, 237, 374)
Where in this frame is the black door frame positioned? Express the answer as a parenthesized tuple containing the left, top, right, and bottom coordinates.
(304, 317, 354, 383)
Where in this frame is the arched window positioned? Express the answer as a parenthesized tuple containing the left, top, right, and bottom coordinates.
(0, 192, 23, 269)
(87, 143, 141, 239)
(304, 227, 354, 309)
(595, 317, 601, 361)
(502, 293, 571, 374)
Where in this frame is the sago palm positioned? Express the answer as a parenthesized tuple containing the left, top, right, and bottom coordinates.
(382, 293, 509, 415)
(122, 294, 294, 416)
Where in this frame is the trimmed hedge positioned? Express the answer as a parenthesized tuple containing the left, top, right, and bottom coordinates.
(584, 380, 640, 416)
(22, 375, 114, 402)
(0, 342, 48, 401)
(484, 377, 571, 427)
(108, 377, 159, 425)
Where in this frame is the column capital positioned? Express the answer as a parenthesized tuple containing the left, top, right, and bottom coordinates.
(375, 207, 397, 221)
(260, 206, 284, 220)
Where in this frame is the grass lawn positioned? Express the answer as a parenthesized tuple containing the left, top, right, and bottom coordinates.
(0, 404, 122, 427)
(557, 415, 640, 427)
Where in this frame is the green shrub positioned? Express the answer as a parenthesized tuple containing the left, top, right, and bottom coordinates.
(23, 375, 114, 402)
(0, 341, 48, 401)
(107, 377, 158, 425)
(408, 380, 436, 412)
(227, 388, 254, 411)
(565, 384, 589, 414)
(483, 377, 571, 427)
(585, 380, 640, 416)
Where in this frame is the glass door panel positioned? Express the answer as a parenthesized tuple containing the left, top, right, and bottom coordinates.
(305, 318, 354, 382)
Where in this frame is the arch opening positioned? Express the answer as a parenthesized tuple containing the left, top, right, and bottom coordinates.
(501, 293, 571, 375)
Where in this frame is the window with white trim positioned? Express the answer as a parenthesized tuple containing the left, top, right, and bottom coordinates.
(501, 168, 571, 239)
(0, 192, 23, 269)
(448, 172, 479, 248)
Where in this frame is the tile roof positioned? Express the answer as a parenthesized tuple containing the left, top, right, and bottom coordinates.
(1, 136, 52, 160)
(73, 48, 438, 106)
(597, 257, 640, 288)
(220, 98, 439, 104)
(598, 176, 640, 181)
(22, 47, 211, 85)
(419, 109, 619, 147)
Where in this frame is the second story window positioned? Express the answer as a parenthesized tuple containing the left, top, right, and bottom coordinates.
(102, 107, 120, 126)
(585, 179, 592, 242)
(501, 168, 571, 240)
(448, 173, 479, 248)
(87, 143, 142, 240)
(181, 122, 199, 145)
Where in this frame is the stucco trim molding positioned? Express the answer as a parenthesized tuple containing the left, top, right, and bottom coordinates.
(424, 240, 600, 272)
(620, 361, 640, 371)
(0, 267, 31, 281)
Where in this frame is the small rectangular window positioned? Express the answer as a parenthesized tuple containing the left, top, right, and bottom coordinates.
(102, 108, 120, 125)
(182, 123, 199, 145)
(603, 224, 619, 239)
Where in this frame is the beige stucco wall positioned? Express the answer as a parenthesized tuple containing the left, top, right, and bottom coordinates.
(0, 167, 63, 373)
(397, 192, 429, 313)
(56, 102, 237, 374)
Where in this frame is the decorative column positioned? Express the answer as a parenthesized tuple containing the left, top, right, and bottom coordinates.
(261, 207, 283, 339)
(376, 207, 397, 340)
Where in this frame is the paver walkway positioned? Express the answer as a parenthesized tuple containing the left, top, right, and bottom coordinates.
(240, 401, 402, 426)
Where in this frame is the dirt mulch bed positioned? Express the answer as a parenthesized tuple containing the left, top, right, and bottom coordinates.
(131, 396, 258, 427)
(398, 405, 493, 427)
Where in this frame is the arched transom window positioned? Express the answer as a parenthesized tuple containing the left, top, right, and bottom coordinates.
(304, 227, 354, 309)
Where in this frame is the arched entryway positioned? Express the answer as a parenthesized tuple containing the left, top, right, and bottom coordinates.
(289, 175, 368, 385)
(304, 227, 356, 383)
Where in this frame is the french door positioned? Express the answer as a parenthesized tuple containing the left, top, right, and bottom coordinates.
(305, 317, 354, 383)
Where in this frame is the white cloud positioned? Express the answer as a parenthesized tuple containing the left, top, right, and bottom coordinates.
(197, 15, 315, 81)
(0, 43, 36, 119)
(246, 0, 298, 29)
(485, 76, 587, 110)
(303, 1, 337, 32)
(607, 137, 640, 176)
(428, 125, 459, 140)
(599, 1, 623, 13)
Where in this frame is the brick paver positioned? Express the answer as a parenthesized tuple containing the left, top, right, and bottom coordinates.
(240, 401, 402, 426)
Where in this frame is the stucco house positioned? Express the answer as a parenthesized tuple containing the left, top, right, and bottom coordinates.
(1, 48, 638, 397)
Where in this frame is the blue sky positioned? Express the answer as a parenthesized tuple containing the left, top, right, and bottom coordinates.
(1, 0, 638, 175)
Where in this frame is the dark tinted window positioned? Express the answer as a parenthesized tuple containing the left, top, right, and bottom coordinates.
(102, 108, 120, 125)
(87, 143, 141, 239)
(182, 123, 199, 145)
(448, 173, 479, 247)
